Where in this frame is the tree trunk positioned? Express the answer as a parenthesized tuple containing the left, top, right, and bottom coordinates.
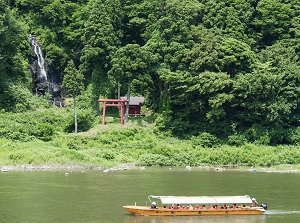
(124, 79, 130, 123)
(118, 79, 120, 99)
(74, 95, 78, 133)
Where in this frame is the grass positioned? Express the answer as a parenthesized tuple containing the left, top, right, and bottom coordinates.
(0, 107, 300, 169)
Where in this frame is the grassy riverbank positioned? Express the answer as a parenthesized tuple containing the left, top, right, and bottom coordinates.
(1, 108, 300, 169)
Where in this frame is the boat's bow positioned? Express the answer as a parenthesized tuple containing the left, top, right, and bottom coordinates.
(123, 205, 150, 215)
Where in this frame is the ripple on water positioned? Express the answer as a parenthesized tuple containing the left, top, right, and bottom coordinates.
(266, 210, 300, 215)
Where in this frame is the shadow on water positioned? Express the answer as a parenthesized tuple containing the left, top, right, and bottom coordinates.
(123, 215, 267, 223)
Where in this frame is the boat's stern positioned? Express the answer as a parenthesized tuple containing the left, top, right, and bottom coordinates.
(261, 203, 268, 210)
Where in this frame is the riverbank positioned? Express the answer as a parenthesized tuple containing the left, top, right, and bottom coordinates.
(1, 111, 300, 169)
(0, 163, 135, 172)
(1, 133, 300, 170)
(1, 163, 299, 173)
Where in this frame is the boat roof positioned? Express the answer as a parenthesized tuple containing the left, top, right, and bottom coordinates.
(150, 195, 253, 205)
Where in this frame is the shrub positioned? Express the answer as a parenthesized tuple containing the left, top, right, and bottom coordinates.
(268, 125, 289, 145)
(245, 125, 270, 145)
(67, 141, 82, 150)
(288, 127, 300, 145)
(191, 132, 220, 148)
(227, 134, 247, 146)
(171, 150, 198, 166)
(32, 123, 55, 141)
(64, 109, 95, 133)
(102, 150, 115, 161)
(138, 153, 171, 166)
(0, 125, 34, 142)
(0, 84, 34, 112)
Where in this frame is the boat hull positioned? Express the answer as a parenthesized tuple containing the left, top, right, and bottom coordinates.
(123, 206, 265, 216)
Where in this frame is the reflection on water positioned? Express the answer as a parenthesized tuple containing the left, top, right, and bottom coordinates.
(124, 215, 267, 223)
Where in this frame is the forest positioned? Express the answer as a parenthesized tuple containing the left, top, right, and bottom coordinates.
(1, 0, 300, 166)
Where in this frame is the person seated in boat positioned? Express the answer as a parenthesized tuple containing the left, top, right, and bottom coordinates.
(189, 205, 193, 210)
(251, 198, 258, 207)
(195, 204, 200, 209)
(232, 204, 237, 209)
(181, 205, 186, 209)
(223, 204, 227, 209)
(176, 204, 180, 209)
(151, 202, 157, 209)
(202, 205, 206, 209)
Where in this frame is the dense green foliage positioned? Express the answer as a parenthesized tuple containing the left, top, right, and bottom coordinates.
(0, 0, 300, 160)
(0, 0, 31, 111)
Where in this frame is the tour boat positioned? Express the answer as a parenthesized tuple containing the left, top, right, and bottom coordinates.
(123, 195, 267, 216)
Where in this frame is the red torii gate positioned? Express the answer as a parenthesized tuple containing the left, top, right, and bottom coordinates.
(98, 99, 128, 125)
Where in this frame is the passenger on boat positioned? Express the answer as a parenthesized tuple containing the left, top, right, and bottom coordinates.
(251, 198, 258, 207)
(202, 205, 206, 209)
(189, 205, 193, 210)
(224, 204, 227, 209)
(233, 204, 237, 209)
(151, 202, 157, 209)
(195, 205, 200, 209)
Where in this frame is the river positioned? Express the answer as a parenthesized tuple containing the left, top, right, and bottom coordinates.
(0, 167, 299, 222)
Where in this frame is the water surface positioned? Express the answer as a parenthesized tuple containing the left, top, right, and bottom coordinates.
(0, 167, 299, 222)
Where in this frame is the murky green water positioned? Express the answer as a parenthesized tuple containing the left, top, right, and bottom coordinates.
(0, 167, 299, 222)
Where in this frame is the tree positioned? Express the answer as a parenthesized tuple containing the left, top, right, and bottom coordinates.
(232, 58, 300, 130)
(62, 60, 84, 133)
(161, 70, 233, 136)
(254, 0, 293, 46)
(0, 0, 31, 111)
(108, 44, 151, 122)
(202, 0, 254, 43)
(184, 25, 220, 73)
(217, 37, 256, 77)
(80, 0, 124, 107)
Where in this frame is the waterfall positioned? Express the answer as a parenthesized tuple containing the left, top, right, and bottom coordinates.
(29, 34, 47, 82)
(28, 34, 64, 106)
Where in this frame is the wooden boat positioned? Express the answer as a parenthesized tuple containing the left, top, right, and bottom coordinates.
(123, 195, 267, 216)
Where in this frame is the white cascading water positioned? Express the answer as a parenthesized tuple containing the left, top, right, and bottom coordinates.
(29, 34, 47, 82)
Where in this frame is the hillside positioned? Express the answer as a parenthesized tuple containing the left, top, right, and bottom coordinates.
(0, 0, 300, 156)
(1, 105, 300, 168)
